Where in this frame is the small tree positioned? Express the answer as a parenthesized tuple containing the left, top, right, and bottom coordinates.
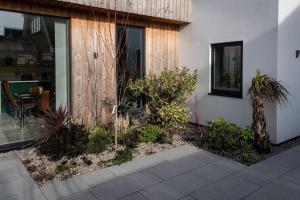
(248, 70, 289, 152)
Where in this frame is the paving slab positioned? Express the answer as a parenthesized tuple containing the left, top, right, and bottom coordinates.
(119, 192, 148, 200)
(189, 150, 221, 164)
(179, 196, 197, 200)
(155, 145, 200, 161)
(236, 153, 295, 186)
(191, 159, 246, 182)
(149, 161, 187, 180)
(0, 174, 38, 199)
(60, 191, 97, 200)
(41, 169, 116, 200)
(163, 173, 209, 195)
(140, 181, 184, 200)
(191, 176, 259, 200)
(89, 170, 161, 200)
(281, 165, 300, 185)
(90, 177, 144, 200)
(1, 188, 46, 200)
(243, 178, 300, 200)
(107, 154, 165, 177)
(263, 149, 300, 169)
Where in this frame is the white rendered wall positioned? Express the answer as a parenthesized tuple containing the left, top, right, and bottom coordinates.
(179, 0, 279, 142)
(276, 0, 300, 143)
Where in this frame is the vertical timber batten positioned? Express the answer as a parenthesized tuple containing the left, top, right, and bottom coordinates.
(0, 0, 180, 125)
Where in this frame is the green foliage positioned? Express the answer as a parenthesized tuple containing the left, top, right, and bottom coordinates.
(207, 118, 237, 150)
(129, 68, 197, 112)
(249, 70, 289, 105)
(37, 123, 89, 160)
(112, 148, 133, 165)
(158, 103, 190, 130)
(121, 131, 140, 149)
(248, 70, 289, 152)
(87, 125, 112, 154)
(129, 68, 197, 130)
(138, 125, 163, 143)
(55, 164, 74, 174)
(240, 128, 255, 143)
(207, 118, 257, 163)
(233, 143, 259, 163)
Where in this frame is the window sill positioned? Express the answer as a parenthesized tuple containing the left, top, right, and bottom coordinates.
(208, 92, 243, 99)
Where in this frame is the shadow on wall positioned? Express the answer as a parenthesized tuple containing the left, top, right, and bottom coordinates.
(275, 3, 300, 143)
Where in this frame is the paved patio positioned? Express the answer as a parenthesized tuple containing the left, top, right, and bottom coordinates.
(1, 144, 300, 200)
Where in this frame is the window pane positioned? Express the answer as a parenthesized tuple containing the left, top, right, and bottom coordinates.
(213, 44, 242, 92)
(0, 10, 69, 113)
(116, 26, 145, 109)
(55, 21, 68, 109)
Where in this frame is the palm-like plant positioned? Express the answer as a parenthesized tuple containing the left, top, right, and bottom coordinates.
(248, 70, 289, 152)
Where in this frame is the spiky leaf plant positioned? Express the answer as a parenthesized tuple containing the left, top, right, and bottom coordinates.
(43, 106, 70, 132)
(248, 70, 288, 152)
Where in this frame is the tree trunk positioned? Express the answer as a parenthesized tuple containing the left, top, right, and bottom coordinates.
(252, 95, 270, 153)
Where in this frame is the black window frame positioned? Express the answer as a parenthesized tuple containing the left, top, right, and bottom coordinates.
(115, 24, 146, 110)
(210, 41, 243, 98)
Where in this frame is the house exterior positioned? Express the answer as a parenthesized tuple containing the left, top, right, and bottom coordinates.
(0, 0, 190, 128)
(180, 0, 300, 144)
(0, 0, 299, 145)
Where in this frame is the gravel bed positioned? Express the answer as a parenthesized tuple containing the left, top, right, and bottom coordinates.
(15, 134, 186, 186)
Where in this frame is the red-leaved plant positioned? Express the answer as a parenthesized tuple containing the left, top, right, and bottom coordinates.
(43, 106, 70, 132)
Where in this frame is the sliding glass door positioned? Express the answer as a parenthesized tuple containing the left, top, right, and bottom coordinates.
(0, 10, 70, 113)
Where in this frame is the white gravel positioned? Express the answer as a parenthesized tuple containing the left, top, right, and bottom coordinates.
(16, 134, 187, 186)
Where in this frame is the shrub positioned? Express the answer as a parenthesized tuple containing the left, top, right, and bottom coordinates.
(233, 143, 258, 164)
(129, 68, 197, 131)
(240, 128, 255, 143)
(43, 106, 70, 131)
(87, 125, 112, 154)
(207, 118, 258, 163)
(158, 103, 190, 131)
(207, 118, 240, 150)
(129, 68, 197, 112)
(37, 123, 89, 160)
(138, 125, 163, 143)
(121, 131, 139, 149)
(112, 148, 133, 165)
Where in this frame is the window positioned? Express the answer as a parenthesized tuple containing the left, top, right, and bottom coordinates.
(116, 25, 145, 111)
(31, 16, 41, 34)
(0, 10, 70, 112)
(211, 41, 243, 98)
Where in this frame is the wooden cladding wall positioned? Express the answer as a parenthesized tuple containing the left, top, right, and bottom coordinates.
(146, 23, 179, 75)
(58, 0, 192, 23)
(71, 16, 117, 125)
(0, 1, 179, 125)
(71, 15, 179, 125)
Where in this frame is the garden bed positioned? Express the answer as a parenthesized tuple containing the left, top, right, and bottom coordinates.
(16, 134, 186, 186)
(1, 127, 299, 186)
(189, 124, 300, 166)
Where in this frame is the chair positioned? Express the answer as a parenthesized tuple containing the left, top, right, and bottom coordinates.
(40, 91, 50, 111)
(1, 81, 35, 119)
(30, 87, 49, 111)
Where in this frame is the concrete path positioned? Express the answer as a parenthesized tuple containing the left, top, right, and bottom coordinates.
(1, 144, 300, 200)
